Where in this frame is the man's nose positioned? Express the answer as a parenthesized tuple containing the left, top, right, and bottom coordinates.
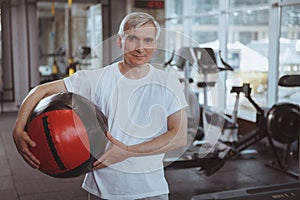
(135, 40, 145, 51)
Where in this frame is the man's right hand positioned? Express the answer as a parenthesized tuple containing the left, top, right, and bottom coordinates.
(12, 128, 40, 169)
(11, 80, 67, 170)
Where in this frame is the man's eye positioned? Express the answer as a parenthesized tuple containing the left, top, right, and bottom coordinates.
(127, 36, 138, 41)
(144, 38, 154, 43)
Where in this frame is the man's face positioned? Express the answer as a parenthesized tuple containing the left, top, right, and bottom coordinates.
(121, 23, 157, 67)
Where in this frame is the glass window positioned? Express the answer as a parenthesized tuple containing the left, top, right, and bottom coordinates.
(192, 0, 218, 13)
(165, 0, 219, 47)
(192, 16, 218, 44)
(229, 0, 269, 8)
(278, 4, 300, 105)
(165, 0, 184, 49)
(165, 0, 183, 19)
(226, 8, 269, 118)
(165, 1, 219, 108)
(164, 0, 300, 121)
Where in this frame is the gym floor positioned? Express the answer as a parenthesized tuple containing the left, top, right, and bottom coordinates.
(0, 112, 299, 200)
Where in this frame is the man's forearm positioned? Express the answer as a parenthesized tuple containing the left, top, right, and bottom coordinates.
(126, 109, 187, 156)
(14, 80, 67, 131)
(127, 129, 187, 156)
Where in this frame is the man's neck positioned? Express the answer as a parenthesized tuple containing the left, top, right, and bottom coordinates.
(118, 61, 150, 80)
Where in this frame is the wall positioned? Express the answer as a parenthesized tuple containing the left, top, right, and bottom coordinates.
(1, 0, 39, 111)
(0, 0, 127, 111)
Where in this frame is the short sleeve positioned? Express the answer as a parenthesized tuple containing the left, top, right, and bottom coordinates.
(166, 75, 189, 116)
(63, 70, 94, 100)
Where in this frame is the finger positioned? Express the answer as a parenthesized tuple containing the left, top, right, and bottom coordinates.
(105, 131, 110, 137)
(106, 133, 123, 148)
(21, 153, 40, 169)
(93, 150, 108, 167)
(93, 149, 113, 169)
(93, 156, 115, 170)
(93, 152, 110, 166)
(23, 133, 37, 148)
(93, 159, 102, 167)
(93, 162, 107, 170)
(26, 138, 37, 148)
(18, 139, 40, 167)
(106, 132, 121, 145)
(23, 133, 40, 164)
(106, 132, 115, 142)
(22, 147, 40, 166)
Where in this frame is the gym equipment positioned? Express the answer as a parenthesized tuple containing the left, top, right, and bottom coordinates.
(196, 48, 238, 144)
(167, 82, 300, 175)
(39, 1, 64, 84)
(165, 66, 300, 178)
(278, 74, 300, 87)
(164, 47, 236, 143)
(163, 47, 239, 172)
(267, 103, 300, 143)
(265, 74, 300, 177)
(26, 92, 108, 178)
(191, 182, 300, 200)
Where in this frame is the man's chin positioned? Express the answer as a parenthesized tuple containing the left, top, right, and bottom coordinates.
(130, 60, 149, 66)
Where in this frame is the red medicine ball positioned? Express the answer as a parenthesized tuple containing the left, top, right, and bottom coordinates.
(26, 92, 108, 178)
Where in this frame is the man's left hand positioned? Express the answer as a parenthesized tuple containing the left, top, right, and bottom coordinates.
(93, 132, 132, 170)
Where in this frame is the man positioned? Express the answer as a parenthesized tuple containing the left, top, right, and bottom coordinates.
(13, 12, 188, 200)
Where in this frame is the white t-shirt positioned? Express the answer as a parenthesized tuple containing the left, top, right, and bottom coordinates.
(64, 63, 188, 200)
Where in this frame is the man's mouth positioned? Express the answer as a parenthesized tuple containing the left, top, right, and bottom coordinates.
(131, 53, 146, 57)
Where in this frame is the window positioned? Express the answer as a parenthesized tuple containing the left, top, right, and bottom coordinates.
(227, 7, 269, 119)
(165, 0, 269, 119)
(229, 0, 269, 8)
(278, 4, 300, 105)
(165, 0, 300, 121)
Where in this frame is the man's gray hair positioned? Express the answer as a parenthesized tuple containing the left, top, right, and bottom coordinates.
(118, 12, 161, 40)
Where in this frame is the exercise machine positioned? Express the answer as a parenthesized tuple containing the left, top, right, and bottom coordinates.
(191, 181, 300, 200)
(165, 51, 300, 178)
(266, 74, 300, 177)
(163, 47, 236, 144)
(166, 81, 300, 176)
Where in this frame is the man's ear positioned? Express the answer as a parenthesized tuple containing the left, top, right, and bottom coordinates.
(153, 42, 158, 52)
(117, 35, 122, 49)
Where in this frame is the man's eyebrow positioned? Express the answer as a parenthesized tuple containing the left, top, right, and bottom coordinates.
(127, 35, 138, 38)
(144, 38, 155, 42)
(126, 35, 155, 40)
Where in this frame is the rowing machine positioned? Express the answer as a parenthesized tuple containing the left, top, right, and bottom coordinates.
(166, 81, 300, 177)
